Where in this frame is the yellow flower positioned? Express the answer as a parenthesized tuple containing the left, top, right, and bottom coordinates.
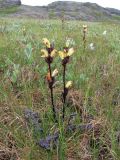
(59, 51, 67, 60)
(83, 25, 87, 32)
(65, 81, 73, 89)
(41, 49, 57, 58)
(51, 49, 57, 57)
(83, 25, 87, 28)
(67, 48, 74, 57)
(52, 69, 58, 77)
(43, 38, 51, 48)
(59, 48, 74, 60)
(41, 49, 48, 58)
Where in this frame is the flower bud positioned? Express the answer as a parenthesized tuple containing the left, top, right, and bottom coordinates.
(67, 48, 74, 57)
(65, 81, 73, 89)
(43, 38, 51, 48)
(83, 25, 87, 32)
(52, 69, 58, 77)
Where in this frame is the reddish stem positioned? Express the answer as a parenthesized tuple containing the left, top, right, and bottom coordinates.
(48, 62, 57, 122)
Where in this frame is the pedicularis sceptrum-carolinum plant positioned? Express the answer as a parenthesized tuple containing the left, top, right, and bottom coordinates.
(83, 25, 88, 50)
(59, 42, 74, 120)
(41, 38, 58, 122)
(41, 38, 74, 122)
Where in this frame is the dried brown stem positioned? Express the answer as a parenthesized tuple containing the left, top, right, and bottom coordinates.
(83, 32, 86, 50)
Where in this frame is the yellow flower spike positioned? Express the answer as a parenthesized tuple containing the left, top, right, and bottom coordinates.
(51, 49, 57, 57)
(41, 49, 48, 58)
(66, 81, 73, 89)
(83, 25, 88, 32)
(83, 25, 87, 27)
(59, 51, 66, 60)
(67, 48, 74, 57)
(43, 38, 51, 48)
(52, 69, 58, 77)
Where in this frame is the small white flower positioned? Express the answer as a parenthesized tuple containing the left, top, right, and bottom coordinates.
(89, 43, 94, 47)
(66, 39, 70, 47)
(103, 30, 107, 35)
(89, 43, 95, 50)
(66, 38, 75, 47)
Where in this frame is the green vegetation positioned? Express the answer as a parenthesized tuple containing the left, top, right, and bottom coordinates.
(112, 14, 120, 21)
(0, 6, 19, 15)
(0, 18, 120, 159)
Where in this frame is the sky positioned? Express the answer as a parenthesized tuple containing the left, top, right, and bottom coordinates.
(21, 0, 120, 10)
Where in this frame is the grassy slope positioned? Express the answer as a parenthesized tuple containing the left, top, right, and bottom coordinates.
(0, 0, 20, 14)
(0, 6, 20, 16)
(0, 18, 120, 159)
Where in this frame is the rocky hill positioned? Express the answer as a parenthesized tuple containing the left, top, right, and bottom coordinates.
(47, 1, 120, 21)
(106, 8, 120, 16)
(0, 0, 120, 21)
(48, 1, 111, 21)
(0, 0, 21, 8)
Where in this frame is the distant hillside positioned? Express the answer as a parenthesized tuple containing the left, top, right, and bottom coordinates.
(0, 0, 21, 8)
(106, 8, 120, 16)
(47, 1, 120, 21)
(48, 1, 111, 21)
(0, 0, 120, 21)
(11, 5, 48, 19)
(0, 0, 21, 14)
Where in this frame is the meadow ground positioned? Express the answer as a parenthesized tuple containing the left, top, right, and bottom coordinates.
(0, 18, 120, 160)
